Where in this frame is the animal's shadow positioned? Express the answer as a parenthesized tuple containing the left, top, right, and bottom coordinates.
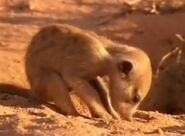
(0, 83, 92, 119)
(0, 83, 63, 114)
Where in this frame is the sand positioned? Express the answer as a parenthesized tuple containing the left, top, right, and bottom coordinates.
(0, 0, 185, 135)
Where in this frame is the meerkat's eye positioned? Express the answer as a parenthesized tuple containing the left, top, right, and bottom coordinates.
(118, 60, 133, 75)
(132, 94, 140, 103)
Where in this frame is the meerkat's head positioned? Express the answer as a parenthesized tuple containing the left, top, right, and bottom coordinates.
(108, 46, 152, 120)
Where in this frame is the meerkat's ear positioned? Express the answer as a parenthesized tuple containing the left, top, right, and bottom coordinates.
(118, 60, 133, 75)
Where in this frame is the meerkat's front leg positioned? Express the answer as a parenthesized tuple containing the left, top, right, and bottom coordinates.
(65, 77, 113, 120)
(91, 77, 120, 119)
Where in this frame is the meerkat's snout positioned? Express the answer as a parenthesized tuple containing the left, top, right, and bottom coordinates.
(119, 103, 138, 121)
(113, 90, 141, 120)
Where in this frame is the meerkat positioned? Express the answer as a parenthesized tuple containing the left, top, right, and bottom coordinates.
(140, 63, 185, 114)
(25, 24, 152, 120)
(7, 24, 151, 120)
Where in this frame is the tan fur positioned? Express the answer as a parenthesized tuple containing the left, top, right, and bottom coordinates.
(25, 24, 152, 120)
(99, 42, 152, 120)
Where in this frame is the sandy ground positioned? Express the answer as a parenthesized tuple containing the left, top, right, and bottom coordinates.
(0, 0, 185, 135)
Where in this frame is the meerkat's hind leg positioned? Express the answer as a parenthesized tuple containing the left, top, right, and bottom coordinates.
(31, 70, 79, 116)
(65, 77, 113, 120)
